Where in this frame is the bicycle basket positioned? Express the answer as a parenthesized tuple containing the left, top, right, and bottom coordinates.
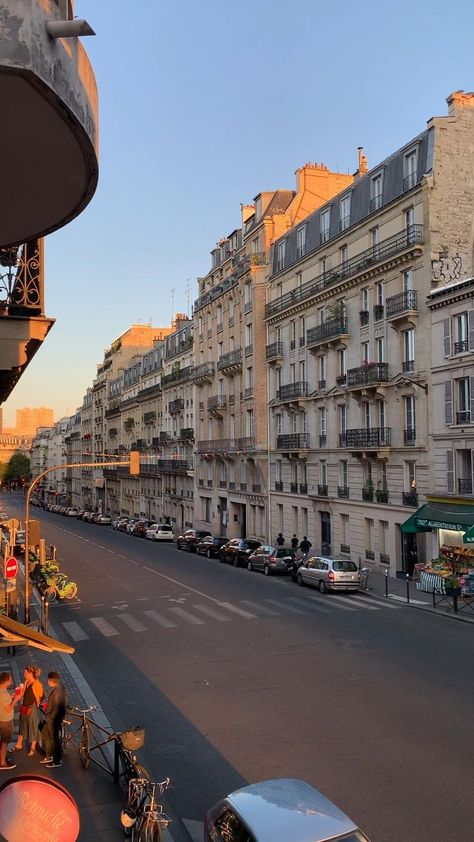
(119, 727, 145, 751)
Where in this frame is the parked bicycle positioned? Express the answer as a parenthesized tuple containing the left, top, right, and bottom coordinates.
(121, 777, 171, 841)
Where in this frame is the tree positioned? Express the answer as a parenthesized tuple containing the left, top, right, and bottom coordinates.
(3, 451, 30, 484)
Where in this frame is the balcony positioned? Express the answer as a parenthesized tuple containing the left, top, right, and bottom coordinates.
(289, 482, 298, 493)
(179, 428, 195, 442)
(454, 340, 469, 354)
(362, 486, 374, 502)
(347, 362, 389, 390)
(375, 488, 389, 503)
(169, 398, 184, 414)
(266, 341, 284, 362)
(319, 434, 327, 447)
(143, 411, 156, 425)
(276, 433, 310, 450)
(339, 427, 391, 448)
(265, 226, 424, 317)
(459, 478, 473, 494)
(317, 484, 328, 496)
(142, 460, 189, 475)
(318, 379, 327, 391)
(276, 382, 309, 401)
(197, 439, 230, 454)
(299, 483, 308, 494)
(456, 411, 471, 424)
(161, 366, 193, 388)
(373, 304, 384, 321)
(236, 436, 256, 451)
(207, 395, 227, 414)
(385, 290, 418, 328)
(252, 484, 262, 493)
(240, 482, 247, 491)
(402, 490, 418, 507)
(404, 428, 416, 446)
(338, 486, 349, 498)
(217, 348, 242, 372)
(275, 481, 284, 492)
(306, 318, 349, 350)
(190, 362, 215, 383)
(402, 360, 415, 373)
(336, 374, 347, 387)
(359, 310, 369, 327)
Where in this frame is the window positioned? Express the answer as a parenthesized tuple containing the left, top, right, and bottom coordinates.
(203, 497, 211, 522)
(296, 225, 306, 258)
(218, 378, 224, 397)
(292, 506, 299, 533)
(339, 460, 348, 487)
(302, 507, 308, 535)
(405, 395, 416, 436)
(371, 174, 383, 211)
(246, 323, 253, 346)
(216, 304, 223, 329)
(252, 236, 260, 254)
(277, 503, 283, 531)
(290, 321, 296, 350)
(340, 195, 351, 231)
(320, 460, 327, 485)
(377, 399, 387, 428)
(301, 410, 307, 433)
(375, 281, 384, 307)
(255, 196, 262, 219)
(275, 413, 283, 435)
(405, 206, 415, 237)
(361, 341, 370, 363)
(375, 337, 384, 363)
(299, 360, 306, 382)
(290, 363, 296, 383)
(318, 355, 326, 385)
(404, 151, 417, 190)
(276, 460, 282, 482)
(319, 407, 327, 436)
(320, 255, 328, 278)
(365, 518, 374, 551)
(363, 401, 371, 429)
(454, 312, 468, 353)
(379, 520, 388, 555)
(246, 367, 253, 389)
(362, 288, 370, 311)
(291, 413, 298, 433)
(247, 409, 254, 436)
(277, 240, 286, 271)
(457, 377, 471, 423)
(276, 367, 281, 392)
(371, 227, 380, 258)
(320, 209, 330, 243)
(339, 404, 347, 434)
(340, 513, 349, 545)
(339, 244, 348, 271)
(403, 329, 415, 371)
(405, 461, 416, 491)
(299, 315, 306, 346)
(338, 348, 347, 379)
(403, 269, 413, 292)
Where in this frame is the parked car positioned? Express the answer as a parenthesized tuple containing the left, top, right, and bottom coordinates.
(146, 523, 174, 542)
(132, 520, 151, 538)
(204, 778, 371, 842)
(297, 555, 360, 593)
(96, 514, 112, 525)
(66, 507, 79, 517)
(176, 529, 212, 552)
(113, 517, 128, 530)
(125, 519, 137, 534)
(76, 510, 85, 520)
(247, 545, 295, 576)
(220, 538, 262, 567)
(82, 511, 94, 522)
(196, 536, 227, 558)
(117, 518, 130, 532)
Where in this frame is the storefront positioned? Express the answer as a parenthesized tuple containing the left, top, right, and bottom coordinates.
(401, 500, 474, 594)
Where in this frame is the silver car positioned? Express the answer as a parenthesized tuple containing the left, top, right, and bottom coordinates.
(205, 778, 371, 842)
(297, 556, 360, 593)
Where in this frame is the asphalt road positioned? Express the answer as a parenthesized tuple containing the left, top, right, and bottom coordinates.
(7, 494, 474, 842)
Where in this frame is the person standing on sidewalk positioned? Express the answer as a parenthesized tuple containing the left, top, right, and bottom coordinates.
(291, 534, 299, 551)
(276, 533, 285, 546)
(13, 666, 44, 757)
(40, 671, 67, 769)
(0, 672, 22, 770)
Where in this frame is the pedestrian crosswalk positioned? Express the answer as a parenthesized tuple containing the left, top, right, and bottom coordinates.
(59, 592, 402, 643)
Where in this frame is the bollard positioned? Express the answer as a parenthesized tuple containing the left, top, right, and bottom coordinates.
(406, 573, 410, 604)
(385, 568, 389, 598)
(432, 588, 436, 608)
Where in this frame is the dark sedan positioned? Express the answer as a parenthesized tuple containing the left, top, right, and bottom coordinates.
(220, 538, 262, 567)
(176, 529, 212, 552)
(248, 545, 295, 576)
(132, 520, 151, 538)
(196, 536, 228, 558)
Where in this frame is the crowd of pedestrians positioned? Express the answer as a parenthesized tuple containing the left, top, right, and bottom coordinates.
(276, 533, 312, 557)
(0, 668, 67, 770)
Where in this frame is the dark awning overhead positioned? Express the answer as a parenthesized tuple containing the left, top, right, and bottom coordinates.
(401, 502, 474, 535)
(400, 512, 430, 534)
(0, 615, 74, 654)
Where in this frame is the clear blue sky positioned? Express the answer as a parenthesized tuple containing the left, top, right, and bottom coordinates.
(4, 0, 474, 425)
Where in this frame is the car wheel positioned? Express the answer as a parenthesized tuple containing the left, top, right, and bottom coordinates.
(187, 543, 193, 552)
(207, 549, 212, 559)
(247, 560, 253, 571)
(233, 556, 239, 568)
(319, 580, 327, 594)
(264, 564, 270, 576)
(297, 573, 304, 586)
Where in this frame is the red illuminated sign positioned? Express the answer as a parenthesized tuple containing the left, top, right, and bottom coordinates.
(0, 775, 80, 841)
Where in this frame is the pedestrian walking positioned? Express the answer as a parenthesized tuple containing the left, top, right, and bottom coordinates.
(299, 536, 312, 556)
(40, 671, 67, 769)
(0, 672, 22, 770)
(12, 665, 44, 757)
(276, 533, 285, 546)
(291, 534, 299, 550)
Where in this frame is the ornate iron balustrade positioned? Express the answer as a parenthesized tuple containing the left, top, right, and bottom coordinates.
(336, 374, 347, 386)
(289, 482, 297, 493)
(197, 439, 230, 453)
(362, 487, 374, 501)
(266, 225, 424, 317)
(277, 433, 310, 450)
(386, 289, 418, 318)
(217, 348, 242, 370)
(143, 411, 156, 424)
(165, 334, 193, 360)
(459, 478, 473, 494)
(179, 428, 195, 441)
(402, 360, 415, 373)
(155, 460, 189, 474)
(193, 275, 239, 313)
(208, 395, 226, 411)
(404, 428, 416, 446)
(275, 481, 284, 492)
(454, 340, 469, 354)
(338, 486, 349, 498)
(456, 411, 471, 424)
(277, 381, 309, 400)
(317, 484, 328, 496)
(0, 239, 43, 314)
(266, 341, 284, 360)
(375, 488, 389, 503)
(236, 436, 255, 451)
(190, 361, 215, 381)
(347, 362, 389, 388)
(169, 398, 184, 414)
(161, 366, 193, 388)
(307, 318, 349, 347)
(339, 427, 391, 448)
(299, 483, 308, 494)
(402, 490, 418, 506)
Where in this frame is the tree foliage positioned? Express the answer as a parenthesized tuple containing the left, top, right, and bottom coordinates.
(3, 451, 30, 483)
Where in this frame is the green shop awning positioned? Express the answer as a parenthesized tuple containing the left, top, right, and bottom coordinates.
(401, 502, 474, 535)
(400, 511, 431, 534)
(464, 524, 474, 544)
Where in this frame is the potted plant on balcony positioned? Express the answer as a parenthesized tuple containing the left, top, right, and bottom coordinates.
(376, 482, 389, 503)
(324, 300, 345, 322)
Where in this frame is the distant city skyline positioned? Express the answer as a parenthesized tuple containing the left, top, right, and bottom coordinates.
(3, 406, 55, 436)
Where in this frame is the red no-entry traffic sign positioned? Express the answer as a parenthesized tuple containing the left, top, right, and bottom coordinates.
(4, 557, 18, 581)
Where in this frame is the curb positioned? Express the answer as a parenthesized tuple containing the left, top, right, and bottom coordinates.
(361, 587, 474, 625)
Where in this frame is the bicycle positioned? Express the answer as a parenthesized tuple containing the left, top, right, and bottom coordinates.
(62, 707, 149, 782)
(121, 777, 171, 841)
(62, 704, 98, 768)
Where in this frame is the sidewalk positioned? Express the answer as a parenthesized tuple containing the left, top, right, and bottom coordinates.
(361, 566, 474, 624)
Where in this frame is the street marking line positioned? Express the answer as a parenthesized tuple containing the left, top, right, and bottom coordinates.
(117, 613, 147, 632)
(89, 617, 119, 637)
(264, 598, 307, 615)
(128, 559, 141, 566)
(62, 621, 89, 641)
(388, 594, 428, 605)
(327, 593, 379, 611)
(192, 604, 231, 622)
(91, 603, 105, 607)
(143, 610, 177, 629)
(286, 596, 331, 614)
(218, 602, 257, 619)
(241, 600, 280, 617)
(304, 594, 356, 611)
(168, 606, 204, 625)
(348, 594, 398, 610)
(143, 566, 231, 606)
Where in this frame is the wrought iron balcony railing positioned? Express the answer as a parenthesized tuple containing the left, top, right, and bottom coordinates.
(339, 427, 391, 448)
(299, 483, 308, 494)
(402, 360, 415, 373)
(266, 225, 424, 317)
(141, 460, 190, 475)
(161, 366, 193, 388)
(375, 488, 389, 503)
(277, 381, 309, 401)
(336, 374, 347, 387)
(275, 481, 284, 492)
(168, 398, 184, 414)
(307, 318, 349, 347)
(217, 348, 242, 370)
(456, 411, 471, 424)
(319, 434, 327, 447)
(347, 362, 389, 388)
(189, 361, 215, 381)
(207, 395, 226, 411)
(458, 478, 473, 494)
(277, 433, 310, 450)
(338, 486, 349, 498)
(402, 490, 418, 507)
(404, 428, 416, 446)
(362, 486, 374, 501)
(317, 484, 328, 496)
(179, 428, 194, 441)
(0, 240, 44, 316)
(197, 439, 230, 453)
(386, 290, 418, 318)
(266, 341, 284, 360)
(454, 340, 469, 354)
(252, 484, 262, 493)
(373, 304, 384, 320)
(290, 482, 298, 493)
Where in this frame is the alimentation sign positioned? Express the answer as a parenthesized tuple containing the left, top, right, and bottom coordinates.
(0, 776, 80, 842)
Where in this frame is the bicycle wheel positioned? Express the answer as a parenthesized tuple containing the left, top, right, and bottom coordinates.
(63, 581, 78, 600)
(79, 724, 90, 769)
(136, 813, 162, 842)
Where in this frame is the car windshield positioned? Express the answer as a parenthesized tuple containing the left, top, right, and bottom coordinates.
(275, 548, 294, 558)
(159, 525, 172, 531)
(332, 560, 358, 572)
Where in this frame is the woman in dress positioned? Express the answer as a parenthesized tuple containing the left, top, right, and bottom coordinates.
(13, 665, 44, 756)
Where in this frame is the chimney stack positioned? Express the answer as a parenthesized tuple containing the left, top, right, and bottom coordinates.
(357, 147, 368, 175)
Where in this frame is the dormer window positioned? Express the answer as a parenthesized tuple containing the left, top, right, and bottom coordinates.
(370, 174, 383, 212)
(277, 240, 286, 272)
(339, 195, 351, 231)
(296, 225, 306, 259)
(320, 209, 330, 244)
(404, 150, 418, 190)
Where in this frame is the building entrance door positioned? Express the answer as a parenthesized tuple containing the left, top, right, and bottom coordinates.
(402, 532, 418, 576)
(320, 511, 331, 555)
(241, 504, 247, 539)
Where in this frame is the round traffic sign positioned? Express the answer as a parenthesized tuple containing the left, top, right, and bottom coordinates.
(5, 557, 18, 580)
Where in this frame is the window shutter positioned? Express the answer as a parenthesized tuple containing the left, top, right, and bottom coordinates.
(470, 376, 474, 421)
(443, 318, 451, 358)
(446, 450, 454, 493)
(469, 310, 474, 351)
(444, 381, 453, 425)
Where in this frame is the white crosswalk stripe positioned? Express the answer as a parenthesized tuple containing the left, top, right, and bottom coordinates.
(62, 621, 89, 641)
(218, 602, 257, 619)
(89, 617, 119, 637)
(117, 613, 148, 632)
(264, 598, 307, 615)
(168, 606, 204, 625)
(286, 596, 331, 614)
(192, 604, 232, 622)
(241, 600, 280, 616)
(348, 593, 399, 610)
(142, 610, 177, 628)
(308, 594, 356, 611)
(325, 593, 378, 611)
